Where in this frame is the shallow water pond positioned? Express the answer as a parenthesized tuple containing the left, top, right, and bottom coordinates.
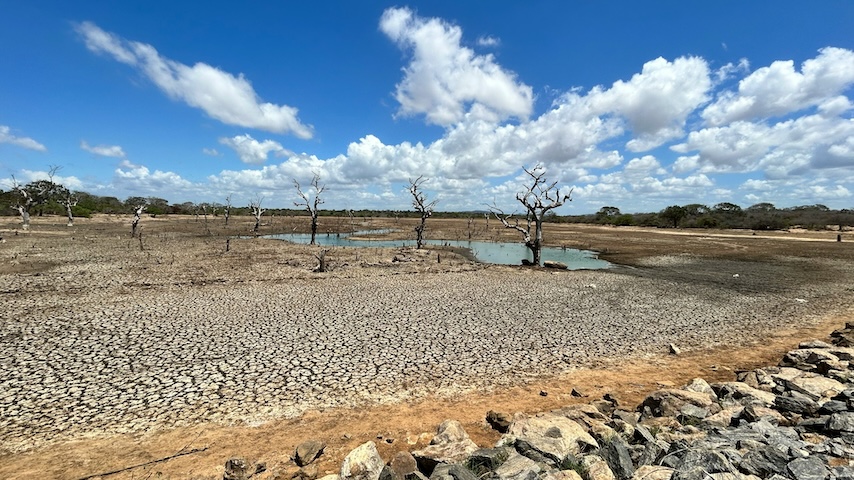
(265, 231, 611, 270)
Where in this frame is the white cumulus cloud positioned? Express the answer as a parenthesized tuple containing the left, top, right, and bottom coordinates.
(380, 7, 533, 126)
(702, 47, 854, 126)
(219, 134, 293, 165)
(81, 140, 126, 158)
(18, 169, 84, 190)
(582, 56, 712, 151)
(476, 35, 500, 47)
(76, 21, 313, 138)
(0, 125, 47, 151)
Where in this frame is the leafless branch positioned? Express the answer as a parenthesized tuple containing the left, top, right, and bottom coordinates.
(249, 196, 265, 233)
(293, 173, 325, 244)
(489, 164, 572, 266)
(409, 175, 437, 249)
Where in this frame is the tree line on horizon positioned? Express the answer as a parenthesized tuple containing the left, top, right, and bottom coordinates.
(564, 203, 854, 231)
(1, 179, 852, 232)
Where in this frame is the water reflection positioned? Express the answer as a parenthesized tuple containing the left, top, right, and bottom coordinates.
(264, 230, 611, 270)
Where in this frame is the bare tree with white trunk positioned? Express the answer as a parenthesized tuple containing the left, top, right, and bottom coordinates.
(249, 196, 265, 233)
(9, 176, 33, 230)
(61, 189, 78, 227)
(293, 174, 325, 245)
(408, 176, 437, 249)
(131, 202, 147, 238)
(490, 164, 572, 266)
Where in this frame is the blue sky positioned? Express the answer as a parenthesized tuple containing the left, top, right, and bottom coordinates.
(1, 1, 853, 213)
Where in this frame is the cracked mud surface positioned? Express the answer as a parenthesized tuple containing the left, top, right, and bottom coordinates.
(1, 215, 853, 478)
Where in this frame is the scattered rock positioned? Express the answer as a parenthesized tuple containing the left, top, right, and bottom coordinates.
(465, 448, 510, 474)
(582, 454, 617, 480)
(598, 436, 634, 480)
(543, 471, 583, 480)
(786, 456, 829, 480)
(224, 457, 253, 480)
(295, 440, 327, 467)
(412, 420, 478, 474)
(828, 412, 854, 432)
(710, 382, 776, 407)
(341, 442, 385, 480)
(638, 389, 717, 418)
(221, 328, 854, 480)
(389, 451, 419, 478)
(492, 451, 541, 480)
(487, 411, 513, 433)
(630, 465, 673, 480)
(429, 464, 477, 480)
(506, 413, 599, 463)
(543, 261, 568, 270)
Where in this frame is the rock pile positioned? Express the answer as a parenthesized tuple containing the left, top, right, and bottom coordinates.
(242, 324, 854, 480)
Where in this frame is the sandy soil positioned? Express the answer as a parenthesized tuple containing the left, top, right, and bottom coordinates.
(0, 214, 853, 480)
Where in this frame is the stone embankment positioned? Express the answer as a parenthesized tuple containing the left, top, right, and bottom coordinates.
(230, 324, 854, 480)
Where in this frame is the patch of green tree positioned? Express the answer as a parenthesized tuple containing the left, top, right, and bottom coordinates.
(559, 203, 853, 230)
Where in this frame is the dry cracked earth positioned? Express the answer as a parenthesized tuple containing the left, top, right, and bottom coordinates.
(1, 215, 854, 477)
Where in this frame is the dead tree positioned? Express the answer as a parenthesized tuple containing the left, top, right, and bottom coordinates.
(249, 197, 265, 233)
(9, 176, 33, 230)
(293, 174, 325, 245)
(408, 176, 437, 249)
(224, 194, 232, 226)
(490, 164, 572, 266)
(314, 248, 331, 272)
(62, 190, 78, 227)
(347, 209, 356, 232)
(131, 203, 147, 238)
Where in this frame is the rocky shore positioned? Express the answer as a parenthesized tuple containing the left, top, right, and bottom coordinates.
(239, 323, 854, 480)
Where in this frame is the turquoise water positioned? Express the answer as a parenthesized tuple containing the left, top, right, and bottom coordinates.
(265, 231, 611, 270)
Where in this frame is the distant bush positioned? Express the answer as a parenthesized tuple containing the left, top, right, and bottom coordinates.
(71, 206, 93, 218)
(613, 214, 635, 226)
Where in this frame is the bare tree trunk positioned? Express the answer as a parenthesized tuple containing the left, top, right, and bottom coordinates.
(16, 206, 30, 230)
(131, 204, 146, 238)
(314, 249, 330, 272)
(64, 196, 78, 227)
(224, 195, 232, 226)
(250, 197, 265, 233)
(310, 214, 318, 245)
(294, 174, 325, 245)
(409, 176, 437, 249)
(10, 176, 33, 230)
(490, 164, 571, 267)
